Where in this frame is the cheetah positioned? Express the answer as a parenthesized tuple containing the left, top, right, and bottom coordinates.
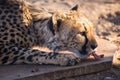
(0, 0, 98, 66)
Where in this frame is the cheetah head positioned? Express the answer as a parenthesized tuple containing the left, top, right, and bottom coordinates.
(47, 5, 98, 56)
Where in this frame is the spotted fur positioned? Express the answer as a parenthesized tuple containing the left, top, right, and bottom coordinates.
(0, 0, 97, 66)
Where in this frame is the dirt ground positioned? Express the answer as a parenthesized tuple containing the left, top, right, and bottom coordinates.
(27, 0, 120, 80)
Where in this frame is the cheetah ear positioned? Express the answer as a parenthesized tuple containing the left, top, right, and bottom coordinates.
(71, 4, 80, 12)
(51, 12, 63, 32)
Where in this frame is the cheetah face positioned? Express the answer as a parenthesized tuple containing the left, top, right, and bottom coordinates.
(50, 5, 98, 55)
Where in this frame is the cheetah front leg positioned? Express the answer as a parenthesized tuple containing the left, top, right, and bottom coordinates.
(24, 49, 80, 66)
(0, 45, 80, 66)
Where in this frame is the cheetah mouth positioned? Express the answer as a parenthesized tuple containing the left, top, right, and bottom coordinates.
(76, 49, 104, 60)
(90, 50, 104, 60)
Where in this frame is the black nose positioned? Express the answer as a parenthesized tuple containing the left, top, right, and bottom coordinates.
(91, 44, 98, 49)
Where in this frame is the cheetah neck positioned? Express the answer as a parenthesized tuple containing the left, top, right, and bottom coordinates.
(33, 18, 55, 47)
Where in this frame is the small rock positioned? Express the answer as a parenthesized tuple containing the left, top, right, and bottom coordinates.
(31, 68, 40, 73)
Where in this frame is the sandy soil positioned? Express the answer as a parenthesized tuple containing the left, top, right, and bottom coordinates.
(27, 0, 120, 80)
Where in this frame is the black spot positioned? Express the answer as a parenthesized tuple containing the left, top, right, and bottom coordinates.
(13, 18, 17, 22)
(10, 34, 15, 37)
(10, 10, 13, 13)
(0, 29, 5, 32)
(19, 52, 25, 56)
(10, 39, 15, 44)
(13, 16, 16, 19)
(3, 37, 8, 40)
(14, 43, 18, 47)
(48, 52, 58, 59)
(6, 19, 10, 22)
(27, 55, 33, 62)
(13, 56, 18, 61)
(19, 10, 23, 13)
(20, 57, 25, 60)
(12, 26, 15, 28)
(45, 56, 48, 59)
(33, 53, 39, 56)
(48, 52, 53, 56)
(2, 21, 6, 25)
(31, 50, 38, 53)
(22, 27, 28, 31)
(9, 5, 13, 8)
(8, 15, 12, 18)
(23, 38, 27, 41)
(16, 33, 20, 36)
(14, 11, 18, 15)
(16, 24, 20, 27)
(9, 29, 14, 32)
(8, 46, 14, 49)
(18, 15, 22, 19)
(10, 56, 18, 64)
(29, 38, 33, 42)
(26, 43, 30, 47)
(13, 51, 19, 55)
(36, 58, 38, 61)
(14, 4, 19, 7)
(1, 15, 6, 20)
(2, 56, 9, 64)
(20, 41, 23, 45)
(13, 21, 17, 24)
(0, 10, 2, 14)
(16, 28, 21, 31)
(0, 41, 3, 43)
(3, 48, 8, 53)
(27, 30, 31, 34)
(9, 22, 13, 25)
(16, 38, 20, 42)
(6, 7, 10, 9)
(40, 39, 45, 44)
(22, 32, 25, 35)
(11, 48, 16, 52)
(18, 47, 22, 50)
(6, 52, 11, 55)
(41, 51, 45, 54)
(13, 6, 19, 10)
(1, 6, 5, 9)
(4, 27, 8, 30)
(23, 49, 28, 52)
(4, 10, 9, 14)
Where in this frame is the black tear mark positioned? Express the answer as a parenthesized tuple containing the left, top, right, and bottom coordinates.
(48, 18, 55, 35)
(56, 19, 62, 32)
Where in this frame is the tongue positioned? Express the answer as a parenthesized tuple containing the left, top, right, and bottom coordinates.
(91, 51, 104, 60)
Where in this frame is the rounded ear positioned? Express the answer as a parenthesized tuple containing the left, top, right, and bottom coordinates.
(71, 4, 80, 12)
(52, 12, 63, 32)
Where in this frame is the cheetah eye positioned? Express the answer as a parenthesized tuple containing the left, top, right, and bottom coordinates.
(78, 31, 86, 36)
